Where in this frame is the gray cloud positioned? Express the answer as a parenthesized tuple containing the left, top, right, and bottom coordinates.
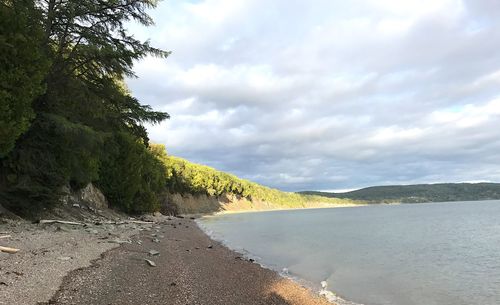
(127, 0, 500, 191)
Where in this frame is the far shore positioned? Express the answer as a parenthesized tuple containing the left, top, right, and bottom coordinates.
(213, 202, 368, 216)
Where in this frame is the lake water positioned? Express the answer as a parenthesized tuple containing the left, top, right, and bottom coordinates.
(198, 200, 500, 305)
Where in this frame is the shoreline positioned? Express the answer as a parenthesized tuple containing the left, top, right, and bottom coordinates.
(1, 217, 338, 305)
(196, 218, 359, 305)
(212, 202, 367, 216)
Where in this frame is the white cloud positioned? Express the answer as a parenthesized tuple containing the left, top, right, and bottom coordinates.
(127, 0, 500, 191)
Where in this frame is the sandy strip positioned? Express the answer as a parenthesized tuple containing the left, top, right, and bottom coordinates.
(45, 218, 334, 305)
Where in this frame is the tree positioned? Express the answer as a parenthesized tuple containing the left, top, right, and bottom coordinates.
(0, 0, 170, 215)
(0, 0, 49, 157)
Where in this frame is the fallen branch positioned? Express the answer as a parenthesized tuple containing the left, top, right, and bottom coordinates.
(0, 235, 11, 239)
(100, 220, 154, 225)
(0, 246, 19, 254)
(39, 220, 85, 226)
(129, 220, 154, 224)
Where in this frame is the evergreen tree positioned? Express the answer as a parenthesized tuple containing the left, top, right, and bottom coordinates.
(0, 0, 170, 215)
(0, 0, 49, 157)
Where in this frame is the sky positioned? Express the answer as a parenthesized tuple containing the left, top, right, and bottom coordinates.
(126, 0, 500, 192)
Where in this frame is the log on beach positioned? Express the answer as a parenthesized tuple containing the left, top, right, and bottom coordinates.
(0, 245, 20, 254)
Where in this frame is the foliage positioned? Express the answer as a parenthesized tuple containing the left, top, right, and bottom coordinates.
(156, 153, 356, 208)
(0, 114, 103, 214)
(0, 0, 49, 156)
(0, 0, 169, 215)
(97, 133, 166, 214)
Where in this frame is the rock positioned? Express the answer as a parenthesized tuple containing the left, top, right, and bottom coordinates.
(72, 183, 108, 210)
(153, 211, 162, 217)
(207, 245, 213, 249)
(72, 203, 80, 208)
(145, 259, 156, 267)
(152, 238, 160, 243)
(148, 250, 160, 256)
(58, 256, 72, 261)
(56, 225, 71, 233)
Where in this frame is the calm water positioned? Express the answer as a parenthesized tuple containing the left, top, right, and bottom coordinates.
(198, 200, 500, 305)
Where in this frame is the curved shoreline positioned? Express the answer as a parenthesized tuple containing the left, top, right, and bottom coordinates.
(196, 218, 361, 305)
(45, 217, 335, 305)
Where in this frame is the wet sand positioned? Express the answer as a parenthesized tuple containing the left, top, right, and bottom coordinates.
(48, 217, 334, 305)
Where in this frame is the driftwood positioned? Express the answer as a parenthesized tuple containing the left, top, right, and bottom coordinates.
(39, 220, 85, 226)
(0, 246, 19, 254)
(0, 235, 11, 239)
(101, 220, 154, 225)
(129, 220, 154, 224)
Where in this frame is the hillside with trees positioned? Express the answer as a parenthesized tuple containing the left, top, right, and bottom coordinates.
(300, 183, 500, 203)
(150, 145, 357, 209)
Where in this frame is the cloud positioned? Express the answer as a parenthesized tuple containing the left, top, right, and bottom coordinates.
(127, 0, 500, 191)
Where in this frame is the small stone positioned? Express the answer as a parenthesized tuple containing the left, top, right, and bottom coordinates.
(58, 256, 72, 261)
(170, 282, 177, 286)
(56, 226, 71, 233)
(72, 203, 80, 208)
(148, 250, 160, 256)
(145, 259, 156, 267)
(152, 238, 160, 243)
(207, 245, 213, 249)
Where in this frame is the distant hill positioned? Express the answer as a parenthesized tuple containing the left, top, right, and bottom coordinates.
(299, 183, 500, 203)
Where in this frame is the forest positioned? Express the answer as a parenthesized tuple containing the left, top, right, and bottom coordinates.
(301, 183, 500, 203)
